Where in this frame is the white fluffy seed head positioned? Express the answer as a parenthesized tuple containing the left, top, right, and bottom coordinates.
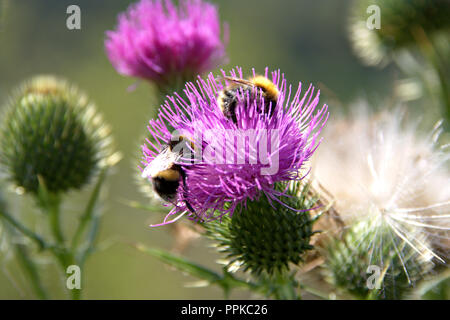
(312, 104, 450, 264)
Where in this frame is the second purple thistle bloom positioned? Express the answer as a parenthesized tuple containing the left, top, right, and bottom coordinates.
(142, 68, 328, 226)
(105, 0, 228, 87)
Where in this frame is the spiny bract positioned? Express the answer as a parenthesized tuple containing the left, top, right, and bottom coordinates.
(204, 182, 319, 276)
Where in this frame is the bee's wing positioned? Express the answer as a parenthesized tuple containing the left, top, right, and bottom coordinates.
(141, 148, 181, 179)
(221, 76, 255, 87)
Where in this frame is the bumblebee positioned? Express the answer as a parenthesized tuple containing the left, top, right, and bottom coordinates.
(142, 136, 196, 213)
(218, 75, 280, 123)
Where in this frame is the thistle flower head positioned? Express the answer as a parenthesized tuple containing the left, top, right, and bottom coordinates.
(141, 67, 328, 225)
(325, 218, 431, 299)
(105, 0, 228, 87)
(204, 181, 317, 276)
(313, 104, 450, 276)
(0, 76, 115, 195)
(349, 0, 450, 66)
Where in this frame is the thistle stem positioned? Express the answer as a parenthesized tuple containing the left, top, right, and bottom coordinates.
(0, 211, 52, 299)
(13, 242, 49, 300)
(413, 26, 450, 126)
(0, 210, 49, 250)
(47, 195, 64, 245)
(273, 273, 300, 300)
(43, 193, 82, 300)
(71, 167, 108, 253)
(69, 168, 109, 300)
(260, 271, 301, 300)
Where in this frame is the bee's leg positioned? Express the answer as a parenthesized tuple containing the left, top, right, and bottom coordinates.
(180, 169, 202, 221)
(184, 198, 196, 215)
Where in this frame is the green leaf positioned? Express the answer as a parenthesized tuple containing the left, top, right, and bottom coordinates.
(134, 243, 261, 297)
(121, 199, 170, 213)
(135, 244, 222, 283)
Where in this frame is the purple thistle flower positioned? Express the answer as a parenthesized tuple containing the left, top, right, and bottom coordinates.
(141, 67, 328, 226)
(105, 0, 228, 87)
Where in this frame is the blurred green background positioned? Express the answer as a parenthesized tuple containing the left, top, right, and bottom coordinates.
(0, 0, 422, 299)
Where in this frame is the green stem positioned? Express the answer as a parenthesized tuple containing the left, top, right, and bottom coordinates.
(260, 271, 300, 300)
(43, 193, 82, 300)
(47, 195, 64, 245)
(0, 210, 49, 250)
(71, 167, 108, 253)
(78, 212, 100, 268)
(64, 251, 81, 301)
(220, 269, 264, 298)
(71, 287, 81, 300)
(53, 250, 81, 300)
(413, 27, 450, 126)
(274, 273, 300, 300)
(70, 168, 109, 299)
(0, 212, 51, 299)
(433, 58, 450, 124)
(13, 242, 49, 299)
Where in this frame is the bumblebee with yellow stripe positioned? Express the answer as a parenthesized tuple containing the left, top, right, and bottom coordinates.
(218, 75, 280, 123)
(142, 136, 196, 213)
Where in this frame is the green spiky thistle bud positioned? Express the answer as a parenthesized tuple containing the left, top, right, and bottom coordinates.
(349, 0, 450, 66)
(204, 182, 319, 276)
(324, 218, 431, 300)
(0, 76, 114, 195)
